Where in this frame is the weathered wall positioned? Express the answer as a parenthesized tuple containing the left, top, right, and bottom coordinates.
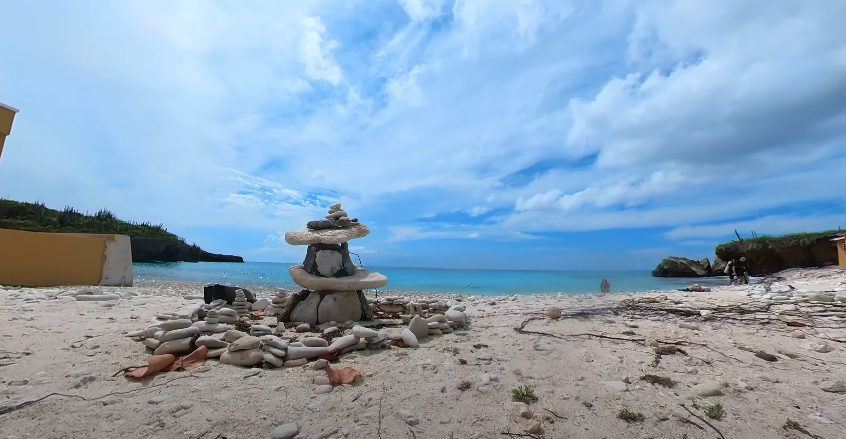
(834, 238, 846, 266)
(0, 229, 133, 287)
(0, 102, 18, 164)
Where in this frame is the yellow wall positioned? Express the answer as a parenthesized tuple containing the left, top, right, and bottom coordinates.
(0, 102, 17, 164)
(0, 229, 133, 287)
(836, 239, 846, 267)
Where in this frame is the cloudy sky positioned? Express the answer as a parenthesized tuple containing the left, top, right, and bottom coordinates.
(1, 0, 845, 270)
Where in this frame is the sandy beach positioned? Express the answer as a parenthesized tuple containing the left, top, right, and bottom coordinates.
(2, 268, 846, 439)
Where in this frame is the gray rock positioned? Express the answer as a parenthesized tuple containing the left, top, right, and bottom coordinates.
(284, 346, 329, 361)
(263, 352, 284, 368)
(290, 292, 321, 327)
(159, 319, 192, 331)
(691, 380, 723, 397)
(308, 394, 330, 411)
(317, 291, 362, 323)
(315, 250, 344, 277)
(154, 338, 192, 356)
(285, 224, 370, 246)
(148, 395, 169, 404)
(312, 359, 329, 370)
(408, 315, 429, 341)
(302, 337, 329, 348)
(270, 422, 299, 439)
(159, 326, 200, 343)
(314, 385, 333, 394)
(820, 380, 846, 393)
(228, 335, 261, 351)
(397, 410, 420, 426)
(224, 330, 248, 342)
(284, 358, 308, 367)
(195, 336, 228, 349)
(220, 348, 263, 366)
(251, 298, 269, 311)
(679, 322, 700, 330)
(602, 380, 627, 392)
(260, 335, 289, 350)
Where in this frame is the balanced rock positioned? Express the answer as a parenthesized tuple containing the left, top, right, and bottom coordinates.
(290, 265, 387, 291)
(233, 290, 250, 317)
(408, 316, 429, 341)
(285, 223, 370, 246)
(317, 291, 363, 323)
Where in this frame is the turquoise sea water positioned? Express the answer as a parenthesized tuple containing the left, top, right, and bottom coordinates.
(133, 262, 731, 296)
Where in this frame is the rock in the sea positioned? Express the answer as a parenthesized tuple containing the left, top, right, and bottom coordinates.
(408, 315, 429, 340)
(271, 423, 299, 439)
(220, 348, 263, 366)
(651, 256, 710, 277)
(317, 291, 363, 323)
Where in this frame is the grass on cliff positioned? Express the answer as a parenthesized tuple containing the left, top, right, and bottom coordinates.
(739, 229, 842, 242)
(0, 198, 181, 240)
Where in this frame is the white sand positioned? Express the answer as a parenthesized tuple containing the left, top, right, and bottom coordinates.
(1, 268, 845, 439)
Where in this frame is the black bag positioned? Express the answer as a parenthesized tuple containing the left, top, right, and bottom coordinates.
(203, 284, 256, 304)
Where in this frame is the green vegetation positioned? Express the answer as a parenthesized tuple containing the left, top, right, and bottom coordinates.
(730, 229, 841, 243)
(694, 400, 725, 420)
(617, 408, 645, 423)
(0, 198, 180, 240)
(511, 385, 538, 404)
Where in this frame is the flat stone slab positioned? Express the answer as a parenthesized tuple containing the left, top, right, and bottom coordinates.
(285, 223, 369, 245)
(289, 265, 388, 291)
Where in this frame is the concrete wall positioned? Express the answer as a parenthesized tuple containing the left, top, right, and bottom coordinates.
(0, 229, 133, 287)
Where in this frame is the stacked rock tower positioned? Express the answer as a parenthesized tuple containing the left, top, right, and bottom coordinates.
(279, 204, 388, 325)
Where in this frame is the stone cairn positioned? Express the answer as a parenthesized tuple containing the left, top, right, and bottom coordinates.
(124, 205, 472, 369)
(277, 203, 389, 326)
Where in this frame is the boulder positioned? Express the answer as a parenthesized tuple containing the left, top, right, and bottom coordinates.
(651, 256, 710, 277)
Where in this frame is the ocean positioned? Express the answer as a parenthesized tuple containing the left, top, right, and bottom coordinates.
(133, 261, 731, 296)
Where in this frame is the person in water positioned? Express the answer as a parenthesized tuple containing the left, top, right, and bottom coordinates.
(600, 278, 611, 293)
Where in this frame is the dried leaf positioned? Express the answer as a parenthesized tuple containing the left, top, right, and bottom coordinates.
(325, 364, 363, 385)
(124, 354, 176, 378)
(173, 346, 207, 371)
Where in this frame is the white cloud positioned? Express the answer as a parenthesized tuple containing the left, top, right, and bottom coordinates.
(665, 215, 846, 240)
(1, 0, 844, 265)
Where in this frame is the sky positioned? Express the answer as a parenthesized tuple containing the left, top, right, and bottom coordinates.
(1, 0, 845, 271)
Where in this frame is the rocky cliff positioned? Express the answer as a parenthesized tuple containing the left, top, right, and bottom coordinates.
(651, 256, 725, 277)
(131, 238, 243, 263)
(714, 232, 841, 275)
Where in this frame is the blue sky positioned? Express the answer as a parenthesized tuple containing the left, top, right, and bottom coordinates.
(1, 0, 845, 270)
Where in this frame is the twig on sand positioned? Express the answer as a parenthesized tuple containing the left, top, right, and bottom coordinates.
(680, 404, 725, 439)
(500, 433, 541, 439)
(377, 383, 386, 439)
(0, 374, 200, 416)
(72, 333, 110, 344)
(544, 408, 565, 419)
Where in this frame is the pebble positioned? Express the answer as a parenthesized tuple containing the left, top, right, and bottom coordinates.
(270, 422, 299, 439)
(159, 319, 192, 331)
(602, 380, 628, 392)
(308, 395, 330, 411)
(263, 352, 284, 368)
(408, 316, 430, 340)
(284, 358, 308, 367)
(148, 395, 169, 404)
(679, 322, 699, 330)
(396, 410, 419, 426)
(195, 336, 228, 349)
(302, 337, 329, 348)
(296, 324, 311, 333)
(311, 359, 329, 370)
(754, 352, 778, 362)
(512, 402, 532, 418)
(481, 374, 492, 385)
(691, 380, 723, 397)
(791, 331, 806, 339)
(820, 380, 846, 393)
(546, 306, 561, 319)
(72, 376, 96, 389)
(520, 418, 541, 434)
(314, 385, 333, 394)
(313, 376, 331, 386)
(228, 335, 261, 351)
(310, 427, 339, 439)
